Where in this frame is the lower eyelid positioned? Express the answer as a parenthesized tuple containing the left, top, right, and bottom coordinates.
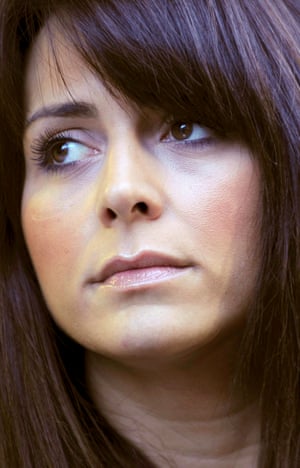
(162, 135, 215, 147)
(172, 136, 215, 147)
(32, 153, 101, 176)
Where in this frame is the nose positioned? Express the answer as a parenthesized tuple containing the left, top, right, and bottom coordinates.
(97, 142, 163, 226)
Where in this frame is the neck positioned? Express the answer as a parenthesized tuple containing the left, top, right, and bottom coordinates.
(85, 338, 260, 467)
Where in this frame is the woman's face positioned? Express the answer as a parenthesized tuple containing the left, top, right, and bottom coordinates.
(22, 26, 261, 365)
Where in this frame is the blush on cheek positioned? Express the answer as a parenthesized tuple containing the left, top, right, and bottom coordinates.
(207, 166, 260, 228)
(196, 180, 257, 231)
(183, 168, 260, 278)
(205, 193, 255, 235)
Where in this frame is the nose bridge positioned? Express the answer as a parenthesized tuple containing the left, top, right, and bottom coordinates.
(106, 139, 140, 193)
(97, 137, 163, 225)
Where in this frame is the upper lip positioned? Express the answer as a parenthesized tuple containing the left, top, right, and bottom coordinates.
(91, 252, 190, 283)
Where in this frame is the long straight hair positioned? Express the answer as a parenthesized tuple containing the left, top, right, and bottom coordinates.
(0, 1, 299, 466)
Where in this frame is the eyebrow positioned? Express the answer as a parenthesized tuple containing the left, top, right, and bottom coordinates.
(24, 101, 99, 129)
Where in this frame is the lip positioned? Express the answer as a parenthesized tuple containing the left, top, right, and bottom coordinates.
(89, 251, 192, 288)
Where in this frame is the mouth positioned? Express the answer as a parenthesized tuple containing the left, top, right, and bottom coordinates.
(89, 251, 192, 289)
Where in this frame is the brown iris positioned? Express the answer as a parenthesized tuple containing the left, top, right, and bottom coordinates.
(51, 141, 70, 164)
(170, 122, 194, 141)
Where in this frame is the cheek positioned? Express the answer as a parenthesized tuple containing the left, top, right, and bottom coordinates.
(184, 177, 258, 235)
(201, 184, 256, 238)
(21, 190, 87, 285)
(173, 160, 261, 273)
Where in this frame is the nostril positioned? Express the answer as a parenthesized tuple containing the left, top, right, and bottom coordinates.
(134, 202, 148, 214)
(102, 201, 154, 224)
(106, 208, 117, 220)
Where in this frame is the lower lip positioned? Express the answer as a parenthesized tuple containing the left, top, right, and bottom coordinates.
(100, 266, 189, 289)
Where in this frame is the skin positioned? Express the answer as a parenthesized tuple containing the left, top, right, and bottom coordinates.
(22, 23, 262, 467)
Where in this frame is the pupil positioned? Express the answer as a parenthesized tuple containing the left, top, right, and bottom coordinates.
(172, 122, 193, 140)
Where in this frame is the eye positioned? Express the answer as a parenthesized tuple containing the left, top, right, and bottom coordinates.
(47, 139, 96, 165)
(163, 122, 213, 143)
(30, 130, 101, 172)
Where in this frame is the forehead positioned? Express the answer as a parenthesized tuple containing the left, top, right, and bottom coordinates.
(25, 22, 100, 115)
(24, 22, 160, 130)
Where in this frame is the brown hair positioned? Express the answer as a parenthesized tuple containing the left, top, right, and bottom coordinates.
(0, 1, 299, 466)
